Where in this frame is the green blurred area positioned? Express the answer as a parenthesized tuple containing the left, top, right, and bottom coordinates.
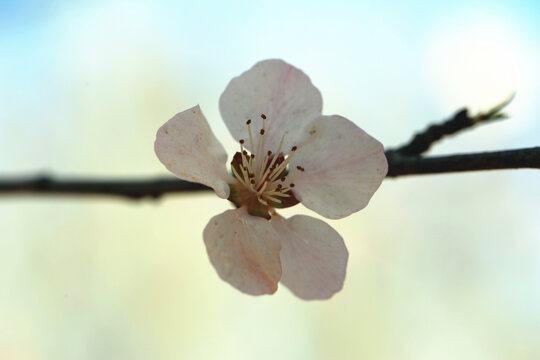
(0, 1, 539, 359)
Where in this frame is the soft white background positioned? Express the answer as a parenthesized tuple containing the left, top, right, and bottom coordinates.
(1, 0, 539, 359)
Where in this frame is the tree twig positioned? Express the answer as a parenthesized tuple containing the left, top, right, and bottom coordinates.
(385, 147, 540, 177)
(393, 94, 514, 156)
(0, 96, 537, 200)
(0, 176, 209, 199)
(0, 147, 538, 199)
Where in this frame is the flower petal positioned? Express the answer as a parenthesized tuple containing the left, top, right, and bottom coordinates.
(290, 115, 387, 219)
(203, 207, 282, 295)
(219, 59, 322, 153)
(271, 214, 348, 300)
(155, 105, 232, 199)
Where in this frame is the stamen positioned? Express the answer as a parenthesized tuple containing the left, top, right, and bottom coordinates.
(256, 180, 268, 195)
(255, 125, 263, 165)
(231, 166, 247, 186)
(263, 194, 282, 203)
(265, 188, 290, 198)
(284, 168, 304, 185)
(246, 119, 254, 151)
(279, 181, 296, 192)
(258, 135, 285, 184)
(253, 116, 267, 184)
(239, 140, 249, 170)
(239, 165, 250, 182)
(241, 166, 253, 184)
(268, 150, 296, 183)
(232, 115, 304, 209)
(242, 151, 250, 168)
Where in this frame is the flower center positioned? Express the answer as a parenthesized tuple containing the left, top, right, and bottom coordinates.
(228, 114, 303, 218)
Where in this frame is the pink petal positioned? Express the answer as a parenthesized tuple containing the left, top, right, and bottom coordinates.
(272, 214, 348, 300)
(290, 115, 387, 219)
(219, 59, 322, 153)
(203, 208, 282, 295)
(154, 105, 232, 199)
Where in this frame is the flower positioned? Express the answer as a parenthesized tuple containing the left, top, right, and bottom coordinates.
(154, 59, 387, 299)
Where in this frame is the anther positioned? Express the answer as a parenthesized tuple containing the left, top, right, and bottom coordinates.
(291, 146, 297, 151)
(260, 129, 265, 135)
(242, 150, 248, 156)
(261, 114, 266, 119)
(246, 119, 251, 125)
(239, 139, 245, 144)
(250, 154, 255, 159)
(267, 150, 272, 156)
(250, 179, 256, 184)
(281, 177, 286, 182)
(296, 166, 305, 172)
(290, 183, 295, 188)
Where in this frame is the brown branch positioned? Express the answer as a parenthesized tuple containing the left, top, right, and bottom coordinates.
(394, 94, 514, 156)
(0, 147, 538, 199)
(385, 147, 540, 177)
(0, 97, 537, 199)
(0, 175, 210, 199)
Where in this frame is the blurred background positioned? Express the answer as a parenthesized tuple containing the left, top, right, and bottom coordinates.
(1, 0, 539, 359)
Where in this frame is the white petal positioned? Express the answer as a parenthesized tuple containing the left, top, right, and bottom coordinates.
(219, 59, 322, 153)
(290, 115, 387, 219)
(203, 208, 282, 295)
(272, 215, 348, 300)
(154, 105, 232, 199)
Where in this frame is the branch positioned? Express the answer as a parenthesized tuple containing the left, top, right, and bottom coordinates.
(0, 96, 537, 199)
(393, 94, 514, 156)
(1, 147, 538, 199)
(385, 147, 540, 177)
(0, 176, 209, 199)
